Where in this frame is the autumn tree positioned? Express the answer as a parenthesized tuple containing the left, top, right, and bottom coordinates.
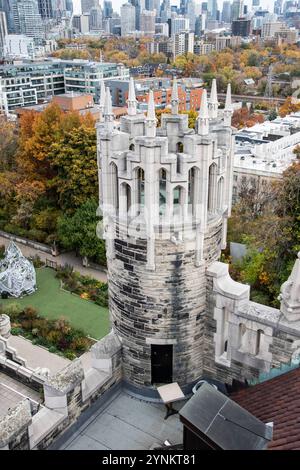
(232, 107, 265, 129)
(0, 116, 18, 171)
(279, 97, 300, 117)
(49, 118, 97, 211)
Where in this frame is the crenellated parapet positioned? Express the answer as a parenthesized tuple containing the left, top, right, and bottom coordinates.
(205, 255, 300, 386)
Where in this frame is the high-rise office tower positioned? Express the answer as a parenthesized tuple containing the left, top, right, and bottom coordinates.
(0, 0, 17, 33)
(140, 8, 155, 34)
(65, 0, 73, 13)
(103, 0, 113, 18)
(37, 0, 54, 19)
(0, 10, 8, 58)
(186, 0, 196, 31)
(129, 0, 142, 31)
(231, 0, 244, 21)
(221, 1, 231, 23)
(207, 0, 218, 20)
(160, 0, 171, 22)
(81, 0, 98, 14)
(12, 0, 45, 39)
(89, 6, 102, 30)
(120, 2, 135, 36)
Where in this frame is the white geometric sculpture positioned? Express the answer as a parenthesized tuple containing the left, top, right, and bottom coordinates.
(0, 242, 36, 298)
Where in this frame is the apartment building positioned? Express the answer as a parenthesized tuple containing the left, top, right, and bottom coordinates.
(232, 113, 300, 202)
(0, 59, 129, 114)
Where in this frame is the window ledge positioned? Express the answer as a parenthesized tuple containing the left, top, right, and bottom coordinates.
(216, 354, 231, 367)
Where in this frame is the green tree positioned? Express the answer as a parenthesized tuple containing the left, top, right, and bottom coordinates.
(57, 198, 106, 266)
(49, 121, 97, 211)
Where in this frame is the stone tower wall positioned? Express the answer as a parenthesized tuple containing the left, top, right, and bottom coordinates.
(109, 217, 223, 392)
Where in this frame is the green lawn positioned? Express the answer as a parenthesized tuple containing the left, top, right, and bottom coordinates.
(0, 267, 110, 340)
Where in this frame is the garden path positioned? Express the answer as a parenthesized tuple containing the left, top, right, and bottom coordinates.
(0, 235, 107, 282)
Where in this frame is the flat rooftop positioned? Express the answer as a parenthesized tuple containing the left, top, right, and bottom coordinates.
(0, 370, 41, 418)
(59, 390, 185, 450)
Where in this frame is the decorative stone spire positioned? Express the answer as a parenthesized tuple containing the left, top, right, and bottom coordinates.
(208, 78, 219, 119)
(224, 83, 233, 127)
(171, 77, 179, 115)
(127, 77, 137, 116)
(99, 80, 106, 121)
(280, 252, 300, 322)
(197, 89, 209, 136)
(145, 90, 157, 138)
(104, 87, 114, 132)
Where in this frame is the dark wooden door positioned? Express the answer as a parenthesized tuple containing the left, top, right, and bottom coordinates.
(151, 344, 173, 384)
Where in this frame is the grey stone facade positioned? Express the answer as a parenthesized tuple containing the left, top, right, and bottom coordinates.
(97, 79, 235, 394)
(97, 78, 300, 395)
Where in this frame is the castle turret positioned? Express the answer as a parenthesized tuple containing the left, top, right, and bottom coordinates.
(280, 252, 300, 322)
(127, 77, 137, 117)
(103, 87, 114, 132)
(145, 90, 157, 138)
(97, 82, 235, 397)
(99, 80, 106, 122)
(208, 78, 219, 119)
(224, 83, 233, 127)
(171, 78, 179, 115)
(197, 89, 209, 136)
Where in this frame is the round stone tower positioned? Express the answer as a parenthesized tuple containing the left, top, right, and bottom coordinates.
(97, 79, 234, 397)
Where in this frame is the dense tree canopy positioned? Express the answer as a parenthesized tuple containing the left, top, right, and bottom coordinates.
(227, 162, 300, 306)
(0, 105, 102, 263)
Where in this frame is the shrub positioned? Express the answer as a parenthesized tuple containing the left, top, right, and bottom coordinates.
(48, 346, 58, 353)
(28, 254, 44, 268)
(0, 245, 5, 258)
(27, 229, 47, 243)
(4, 304, 90, 356)
(23, 306, 38, 320)
(64, 350, 77, 360)
(2, 303, 23, 320)
(56, 263, 74, 280)
(11, 327, 24, 335)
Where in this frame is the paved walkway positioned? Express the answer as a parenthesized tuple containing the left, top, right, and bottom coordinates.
(0, 235, 107, 283)
(0, 371, 41, 418)
(8, 336, 70, 374)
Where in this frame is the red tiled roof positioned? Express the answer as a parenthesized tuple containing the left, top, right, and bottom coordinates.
(230, 368, 300, 450)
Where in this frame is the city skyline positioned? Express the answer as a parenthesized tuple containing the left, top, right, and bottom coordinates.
(73, 0, 276, 15)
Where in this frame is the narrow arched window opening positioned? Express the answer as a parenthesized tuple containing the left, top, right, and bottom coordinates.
(208, 163, 217, 213)
(110, 162, 119, 211)
(217, 176, 224, 210)
(173, 185, 185, 219)
(256, 329, 264, 356)
(126, 184, 131, 213)
(239, 323, 247, 351)
(176, 142, 183, 153)
(176, 154, 181, 174)
(159, 168, 167, 216)
(137, 168, 145, 206)
(188, 166, 199, 216)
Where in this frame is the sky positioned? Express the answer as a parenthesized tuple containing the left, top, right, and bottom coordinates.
(73, 0, 275, 16)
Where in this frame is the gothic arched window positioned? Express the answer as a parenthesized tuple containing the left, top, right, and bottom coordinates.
(176, 142, 183, 153)
(188, 166, 200, 216)
(110, 162, 119, 212)
(136, 167, 145, 207)
(208, 162, 217, 213)
(120, 182, 131, 216)
(159, 168, 167, 216)
(256, 329, 264, 356)
(217, 176, 224, 210)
